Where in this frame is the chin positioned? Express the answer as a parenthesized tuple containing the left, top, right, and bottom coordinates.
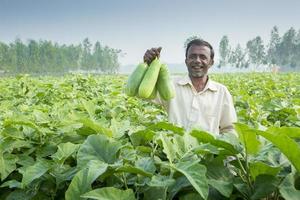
(191, 72, 206, 78)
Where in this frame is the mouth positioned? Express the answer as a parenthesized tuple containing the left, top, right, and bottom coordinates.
(192, 66, 204, 71)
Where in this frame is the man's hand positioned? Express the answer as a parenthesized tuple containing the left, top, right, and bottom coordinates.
(143, 47, 162, 65)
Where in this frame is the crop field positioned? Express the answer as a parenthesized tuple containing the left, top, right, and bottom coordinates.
(0, 73, 300, 200)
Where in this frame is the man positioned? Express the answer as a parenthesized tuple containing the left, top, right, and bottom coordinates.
(143, 39, 237, 135)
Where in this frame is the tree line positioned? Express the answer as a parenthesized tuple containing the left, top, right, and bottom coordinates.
(218, 26, 300, 70)
(0, 38, 122, 74)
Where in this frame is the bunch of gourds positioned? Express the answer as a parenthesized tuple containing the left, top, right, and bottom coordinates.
(125, 58, 175, 100)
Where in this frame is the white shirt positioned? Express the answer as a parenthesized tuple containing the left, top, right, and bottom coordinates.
(154, 75, 237, 136)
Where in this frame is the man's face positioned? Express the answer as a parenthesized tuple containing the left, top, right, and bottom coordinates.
(185, 45, 214, 78)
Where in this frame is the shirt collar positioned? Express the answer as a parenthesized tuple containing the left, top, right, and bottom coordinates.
(177, 74, 218, 92)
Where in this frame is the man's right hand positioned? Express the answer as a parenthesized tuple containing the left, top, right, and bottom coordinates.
(143, 47, 162, 65)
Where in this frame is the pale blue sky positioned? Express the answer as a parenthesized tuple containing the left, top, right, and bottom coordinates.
(1, 0, 300, 65)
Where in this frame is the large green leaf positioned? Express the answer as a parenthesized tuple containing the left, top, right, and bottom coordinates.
(65, 160, 108, 200)
(235, 123, 261, 155)
(51, 142, 80, 164)
(0, 153, 18, 181)
(267, 126, 300, 139)
(135, 157, 156, 174)
(75, 115, 112, 137)
(81, 187, 135, 200)
(160, 133, 177, 163)
(256, 129, 300, 172)
(173, 160, 208, 200)
(148, 121, 185, 136)
(129, 129, 155, 146)
(77, 134, 122, 167)
(147, 175, 175, 187)
(249, 161, 281, 180)
(116, 164, 152, 177)
(279, 173, 300, 200)
(190, 129, 239, 154)
(251, 175, 280, 200)
(205, 158, 233, 197)
(21, 159, 51, 187)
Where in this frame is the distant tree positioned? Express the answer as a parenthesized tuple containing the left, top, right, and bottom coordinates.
(266, 26, 281, 66)
(218, 35, 230, 67)
(93, 41, 103, 70)
(293, 29, 300, 68)
(0, 38, 121, 74)
(229, 44, 248, 68)
(184, 35, 202, 49)
(81, 38, 93, 70)
(278, 27, 297, 67)
(0, 42, 9, 71)
(246, 36, 266, 67)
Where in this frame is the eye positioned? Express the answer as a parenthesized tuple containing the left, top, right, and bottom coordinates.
(200, 55, 207, 60)
(188, 54, 197, 59)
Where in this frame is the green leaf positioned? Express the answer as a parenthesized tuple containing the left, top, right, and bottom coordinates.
(147, 175, 175, 187)
(0, 180, 22, 189)
(179, 192, 204, 200)
(21, 159, 51, 187)
(267, 126, 300, 139)
(135, 157, 156, 174)
(51, 142, 80, 164)
(81, 99, 96, 119)
(190, 129, 238, 155)
(0, 153, 18, 181)
(148, 121, 185, 136)
(168, 176, 191, 200)
(77, 134, 122, 167)
(81, 187, 136, 200)
(143, 187, 167, 200)
(65, 160, 108, 200)
(205, 158, 233, 197)
(160, 133, 177, 163)
(249, 161, 281, 181)
(256, 129, 300, 172)
(4, 189, 34, 200)
(279, 173, 300, 200)
(76, 116, 112, 137)
(130, 129, 155, 146)
(173, 160, 208, 200)
(193, 143, 220, 155)
(251, 175, 280, 200)
(116, 164, 152, 177)
(235, 123, 261, 155)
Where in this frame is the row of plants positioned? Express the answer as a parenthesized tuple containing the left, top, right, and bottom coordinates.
(0, 73, 299, 199)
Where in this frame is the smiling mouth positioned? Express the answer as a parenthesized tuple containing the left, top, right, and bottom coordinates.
(192, 67, 203, 71)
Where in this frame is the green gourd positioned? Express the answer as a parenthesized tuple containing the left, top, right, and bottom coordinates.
(138, 58, 161, 98)
(157, 63, 175, 100)
(125, 62, 147, 96)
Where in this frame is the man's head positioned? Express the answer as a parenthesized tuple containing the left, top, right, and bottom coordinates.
(185, 39, 214, 78)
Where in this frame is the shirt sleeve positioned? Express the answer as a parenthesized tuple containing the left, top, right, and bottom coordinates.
(219, 88, 237, 135)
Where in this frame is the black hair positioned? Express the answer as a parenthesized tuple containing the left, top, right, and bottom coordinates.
(185, 39, 214, 60)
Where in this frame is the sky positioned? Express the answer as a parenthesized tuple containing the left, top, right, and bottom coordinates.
(1, 0, 300, 66)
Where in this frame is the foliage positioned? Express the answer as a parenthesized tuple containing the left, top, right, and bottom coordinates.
(0, 38, 121, 74)
(0, 73, 300, 199)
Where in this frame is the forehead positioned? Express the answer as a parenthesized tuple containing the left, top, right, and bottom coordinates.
(187, 45, 211, 56)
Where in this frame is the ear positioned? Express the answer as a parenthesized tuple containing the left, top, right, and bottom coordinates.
(185, 58, 188, 66)
(209, 59, 214, 66)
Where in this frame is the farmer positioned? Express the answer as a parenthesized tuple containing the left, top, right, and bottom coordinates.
(143, 39, 237, 136)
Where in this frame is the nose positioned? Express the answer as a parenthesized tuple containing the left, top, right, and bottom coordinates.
(195, 55, 202, 63)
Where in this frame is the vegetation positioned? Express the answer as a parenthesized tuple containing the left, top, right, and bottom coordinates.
(218, 26, 300, 70)
(0, 73, 299, 199)
(0, 38, 122, 74)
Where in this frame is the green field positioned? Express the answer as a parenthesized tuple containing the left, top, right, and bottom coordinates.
(0, 73, 300, 200)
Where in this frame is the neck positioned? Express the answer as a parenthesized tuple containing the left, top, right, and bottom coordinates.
(189, 75, 208, 92)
